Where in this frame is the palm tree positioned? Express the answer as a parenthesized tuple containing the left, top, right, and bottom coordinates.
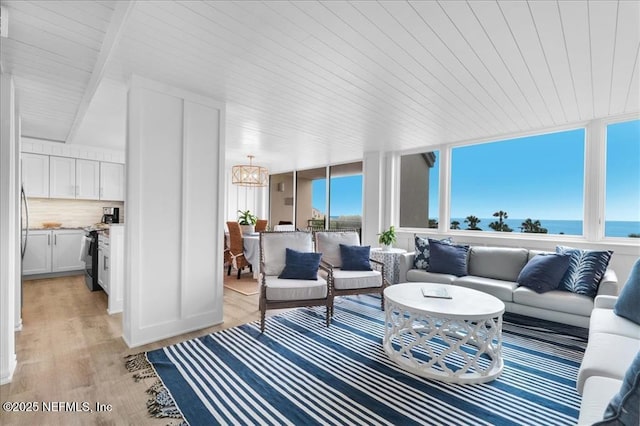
(520, 218, 548, 234)
(464, 215, 482, 231)
(450, 220, 460, 230)
(428, 219, 438, 228)
(488, 210, 513, 232)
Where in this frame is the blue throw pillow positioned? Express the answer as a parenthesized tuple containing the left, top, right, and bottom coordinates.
(340, 244, 372, 271)
(556, 246, 613, 298)
(595, 350, 640, 426)
(278, 248, 322, 280)
(517, 253, 572, 293)
(413, 236, 452, 270)
(614, 258, 640, 325)
(428, 238, 469, 277)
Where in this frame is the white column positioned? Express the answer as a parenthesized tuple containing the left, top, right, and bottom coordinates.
(0, 73, 18, 384)
(362, 151, 386, 247)
(123, 76, 225, 347)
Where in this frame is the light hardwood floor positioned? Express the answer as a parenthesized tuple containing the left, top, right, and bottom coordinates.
(0, 272, 260, 426)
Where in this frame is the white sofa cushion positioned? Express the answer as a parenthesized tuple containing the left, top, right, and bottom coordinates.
(577, 332, 640, 393)
(333, 269, 382, 290)
(315, 231, 360, 268)
(577, 376, 623, 426)
(263, 276, 328, 301)
(513, 287, 594, 316)
(468, 246, 529, 281)
(406, 269, 456, 284)
(589, 308, 640, 339)
(454, 276, 518, 302)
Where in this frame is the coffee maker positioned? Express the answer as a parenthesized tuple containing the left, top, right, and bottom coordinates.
(102, 207, 120, 224)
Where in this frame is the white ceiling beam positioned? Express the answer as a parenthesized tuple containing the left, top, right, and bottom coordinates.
(65, 0, 134, 144)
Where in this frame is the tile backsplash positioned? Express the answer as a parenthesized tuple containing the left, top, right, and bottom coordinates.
(26, 198, 125, 228)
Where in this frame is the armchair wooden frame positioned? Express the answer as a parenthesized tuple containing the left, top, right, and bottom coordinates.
(259, 231, 333, 332)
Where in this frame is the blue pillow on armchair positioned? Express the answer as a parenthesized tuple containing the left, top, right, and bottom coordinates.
(340, 244, 372, 271)
(279, 248, 322, 280)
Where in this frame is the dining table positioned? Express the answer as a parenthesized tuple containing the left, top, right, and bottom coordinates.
(242, 233, 261, 279)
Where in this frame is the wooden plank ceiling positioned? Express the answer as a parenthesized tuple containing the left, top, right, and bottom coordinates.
(1, 0, 638, 172)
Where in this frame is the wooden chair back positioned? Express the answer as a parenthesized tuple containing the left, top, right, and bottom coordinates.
(255, 219, 268, 232)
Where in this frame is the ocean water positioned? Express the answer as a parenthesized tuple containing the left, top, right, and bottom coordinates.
(449, 218, 640, 238)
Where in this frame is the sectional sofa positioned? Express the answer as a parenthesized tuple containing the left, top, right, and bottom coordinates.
(399, 245, 619, 328)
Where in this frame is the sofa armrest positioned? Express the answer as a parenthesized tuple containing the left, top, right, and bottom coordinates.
(597, 269, 619, 297)
(398, 252, 415, 283)
(594, 295, 617, 310)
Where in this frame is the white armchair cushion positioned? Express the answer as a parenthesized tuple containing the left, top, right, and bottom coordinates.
(261, 232, 313, 276)
(263, 276, 328, 301)
(315, 231, 360, 268)
(333, 269, 382, 290)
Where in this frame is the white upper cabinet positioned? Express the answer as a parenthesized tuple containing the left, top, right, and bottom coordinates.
(100, 162, 124, 201)
(49, 156, 76, 199)
(76, 159, 100, 199)
(21, 153, 49, 197)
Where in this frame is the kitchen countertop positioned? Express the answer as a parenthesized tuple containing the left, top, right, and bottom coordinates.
(28, 227, 86, 231)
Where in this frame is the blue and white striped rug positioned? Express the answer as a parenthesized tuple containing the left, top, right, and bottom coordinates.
(128, 295, 587, 426)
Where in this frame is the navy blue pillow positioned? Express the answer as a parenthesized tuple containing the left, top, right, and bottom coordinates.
(595, 350, 640, 426)
(614, 258, 640, 325)
(556, 246, 613, 298)
(428, 238, 469, 277)
(517, 253, 572, 293)
(278, 248, 322, 280)
(413, 236, 452, 270)
(340, 244, 372, 271)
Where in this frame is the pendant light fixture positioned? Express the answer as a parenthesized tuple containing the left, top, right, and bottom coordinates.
(231, 155, 268, 187)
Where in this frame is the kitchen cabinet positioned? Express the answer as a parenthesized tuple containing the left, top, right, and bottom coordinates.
(50, 157, 101, 200)
(51, 230, 86, 272)
(49, 156, 76, 198)
(100, 162, 124, 201)
(97, 234, 110, 294)
(22, 230, 52, 275)
(75, 159, 100, 199)
(21, 153, 49, 197)
(22, 229, 85, 276)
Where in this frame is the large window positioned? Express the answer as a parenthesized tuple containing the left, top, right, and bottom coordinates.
(450, 129, 585, 235)
(399, 151, 440, 228)
(329, 162, 363, 231)
(605, 119, 640, 238)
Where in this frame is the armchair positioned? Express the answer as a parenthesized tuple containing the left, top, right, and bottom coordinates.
(314, 230, 388, 313)
(259, 231, 332, 332)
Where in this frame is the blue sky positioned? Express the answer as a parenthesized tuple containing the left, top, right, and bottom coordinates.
(311, 120, 639, 222)
(313, 175, 362, 216)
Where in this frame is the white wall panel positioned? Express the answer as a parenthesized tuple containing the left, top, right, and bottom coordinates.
(124, 75, 224, 347)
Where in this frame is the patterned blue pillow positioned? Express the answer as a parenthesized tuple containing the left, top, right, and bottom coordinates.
(556, 246, 613, 298)
(413, 236, 452, 270)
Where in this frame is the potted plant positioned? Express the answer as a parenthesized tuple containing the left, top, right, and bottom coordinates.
(378, 226, 396, 251)
(237, 209, 257, 234)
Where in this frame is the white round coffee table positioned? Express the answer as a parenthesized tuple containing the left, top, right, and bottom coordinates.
(383, 282, 505, 384)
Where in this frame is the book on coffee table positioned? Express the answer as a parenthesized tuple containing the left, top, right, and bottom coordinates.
(421, 286, 452, 299)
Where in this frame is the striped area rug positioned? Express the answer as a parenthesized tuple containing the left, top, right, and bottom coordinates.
(128, 295, 587, 426)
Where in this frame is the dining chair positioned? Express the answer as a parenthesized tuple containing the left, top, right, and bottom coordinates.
(226, 221, 251, 279)
(314, 229, 388, 313)
(255, 219, 268, 232)
(259, 231, 332, 332)
(274, 224, 295, 231)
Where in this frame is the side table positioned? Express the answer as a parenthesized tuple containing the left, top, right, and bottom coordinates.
(370, 247, 407, 284)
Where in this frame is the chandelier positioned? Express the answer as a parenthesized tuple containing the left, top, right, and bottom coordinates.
(231, 155, 268, 187)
